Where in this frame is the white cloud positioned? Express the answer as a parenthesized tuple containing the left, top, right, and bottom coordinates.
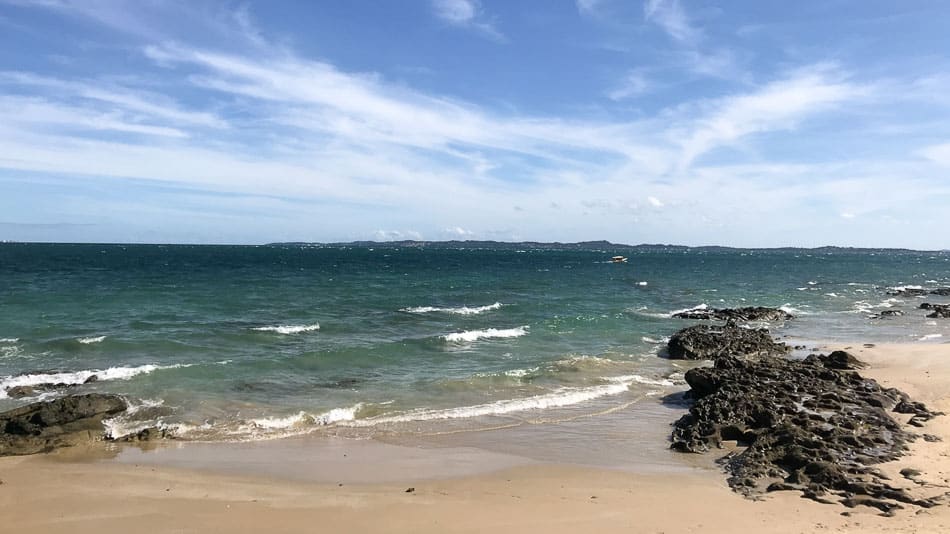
(647, 196, 664, 207)
(644, 0, 700, 44)
(431, 0, 504, 41)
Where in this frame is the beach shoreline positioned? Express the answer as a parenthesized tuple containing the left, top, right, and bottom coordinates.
(2, 341, 949, 533)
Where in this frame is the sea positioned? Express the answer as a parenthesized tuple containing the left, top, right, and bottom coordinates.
(2, 243, 949, 449)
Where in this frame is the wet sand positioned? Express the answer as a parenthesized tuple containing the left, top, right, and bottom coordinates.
(1, 342, 949, 533)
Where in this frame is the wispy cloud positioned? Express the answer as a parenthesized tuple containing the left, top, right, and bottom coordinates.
(643, 0, 700, 44)
(607, 70, 652, 100)
(430, 0, 505, 42)
(671, 64, 861, 169)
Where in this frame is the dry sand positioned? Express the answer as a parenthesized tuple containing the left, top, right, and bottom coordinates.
(1, 342, 949, 534)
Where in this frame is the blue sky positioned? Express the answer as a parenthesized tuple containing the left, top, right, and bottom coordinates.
(1, 1, 949, 247)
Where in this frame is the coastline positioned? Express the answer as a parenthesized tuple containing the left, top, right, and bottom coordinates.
(2, 341, 949, 533)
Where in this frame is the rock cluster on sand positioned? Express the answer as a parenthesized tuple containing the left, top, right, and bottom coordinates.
(670, 349, 943, 513)
(666, 323, 789, 360)
(0, 394, 127, 456)
(671, 306, 793, 322)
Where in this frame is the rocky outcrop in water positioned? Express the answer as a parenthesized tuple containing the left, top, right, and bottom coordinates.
(3, 374, 99, 399)
(919, 303, 950, 318)
(870, 310, 904, 319)
(671, 353, 943, 512)
(667, 324, 789, 360)
(672, 306, 793, 322)
(0, 394, 127, 456)
(889, 287, 950, 297)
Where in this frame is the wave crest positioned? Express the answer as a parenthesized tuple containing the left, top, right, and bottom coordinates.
(443, 326, 528, 343)
(252, 323, 320, 334)
(402, 302, 503, 315)
(0, 363, 194, 399)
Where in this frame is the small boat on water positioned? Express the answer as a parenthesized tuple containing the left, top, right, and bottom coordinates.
(611, 256, 628, 263)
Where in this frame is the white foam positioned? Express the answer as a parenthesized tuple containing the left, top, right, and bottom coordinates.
(779, 304, 807, 316)
(78, 335, 106, 344)
(443, 326, 528, 343)
(824, 293, 839, 298)
(667, 304, 708, 317)
(641, 336, 668, 344)
(252, 323, 320, 334)
(401, 302, 504, 315)
(609, 374, 678, 387)
(889, 285, 923, 291)
(503, 368, 537, 378)
(357, 380, 635, 424)
(0, 338, 18, 343)
(919, 334, 943, 341)
(637, 281, 648, 286)
(0, 363, 192, 399)
(249, 405, 360, 430)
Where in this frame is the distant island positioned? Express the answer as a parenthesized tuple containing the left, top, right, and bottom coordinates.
(265, 240, 943, 254)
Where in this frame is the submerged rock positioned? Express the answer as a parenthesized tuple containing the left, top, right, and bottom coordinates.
(667, 324, 789, 360)
(671, 353, 942, 511)
(0, 394, 127, 456)
(672, 306, 793, 322)
(920, 303, 950, 318)
(871, 310, 904, 319)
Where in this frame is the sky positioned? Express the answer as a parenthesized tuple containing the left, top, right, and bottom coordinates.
(1, 1, 949, 248)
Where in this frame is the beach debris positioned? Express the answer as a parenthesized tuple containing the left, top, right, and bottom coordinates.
(666, 323, 789, 360)
(405, 487, 415, 493)
(0, 394, 128, 456)
(671, 353, 944, 512)
(671, 306, 793, 322)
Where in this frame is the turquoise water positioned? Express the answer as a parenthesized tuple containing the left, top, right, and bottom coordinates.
(1, 243, 949, 441)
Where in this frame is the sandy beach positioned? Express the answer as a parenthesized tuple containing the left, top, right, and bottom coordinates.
(1, 342, 948, 533)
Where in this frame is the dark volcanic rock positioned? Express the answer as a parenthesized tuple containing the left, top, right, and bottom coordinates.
(890, 287, 950, 297)
(667, 324, 789, 360)
(671, 354, 943, 511)
(672, 306, 793, 322)
(818, 350, 868, 370)
(5, 386, 37, 399)
(0, 394, 127, 456)
(924, 304, 950, 319)
(871, 310, 904, 319)
(888, 288, 930, 297)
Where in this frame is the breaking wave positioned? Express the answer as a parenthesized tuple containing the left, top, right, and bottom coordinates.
(443, 326, 528, 343)
(0, 363, 194, 399)
(252, 323, 320, 334)
(401, 302, 504, 315)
